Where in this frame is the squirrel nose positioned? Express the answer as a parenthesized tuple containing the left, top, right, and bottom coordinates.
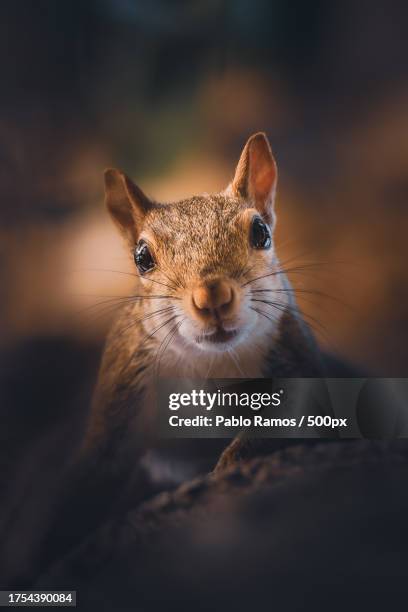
(191, 279, 235, 321)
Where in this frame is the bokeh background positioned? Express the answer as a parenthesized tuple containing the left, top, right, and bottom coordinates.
(1, 0, 408, 585)
(2, 0, 408, 375)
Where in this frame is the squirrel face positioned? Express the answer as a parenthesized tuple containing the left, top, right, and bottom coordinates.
(105, 133, 288, 355)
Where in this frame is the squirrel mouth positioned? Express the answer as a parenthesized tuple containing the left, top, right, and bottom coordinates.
(201, 328, 238, 344)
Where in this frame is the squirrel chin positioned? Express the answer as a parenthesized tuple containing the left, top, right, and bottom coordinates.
(189, 325, 255, 354)
(171, 313, 274, 356)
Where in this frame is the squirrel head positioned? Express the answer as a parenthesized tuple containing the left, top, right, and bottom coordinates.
(105, 132, 288, 355)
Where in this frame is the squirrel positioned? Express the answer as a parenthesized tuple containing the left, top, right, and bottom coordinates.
(28, 133, 347, 584)
(80, 131, 336, 481)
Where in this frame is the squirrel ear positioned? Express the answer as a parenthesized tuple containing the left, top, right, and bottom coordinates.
(104, 168, 152, 243)
(231, 132, 278, 222)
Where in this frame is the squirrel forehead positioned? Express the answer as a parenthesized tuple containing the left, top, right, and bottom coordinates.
(145, 194, 246, 240)
(141, 194, 251, 274)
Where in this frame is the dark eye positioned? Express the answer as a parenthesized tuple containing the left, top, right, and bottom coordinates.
(250, 217, 271, 249)
(134, 240, 155, 273)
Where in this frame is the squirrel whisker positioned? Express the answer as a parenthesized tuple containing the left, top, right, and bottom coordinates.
(139, 313, 183, 349)
(116, 306, 177, 340)
(249, 287, 351, 310)
(249, 305, 280, 327)
(75, 294, 180, 318)
(227, 348, 247, 378)
(153, 318, 185, 378)
(154, 264, 185, 292)
(81, 267, 177, 292)
(250, 298, 337, 352)
(241, 261, 337, 288)
(74, 293, 181, 300)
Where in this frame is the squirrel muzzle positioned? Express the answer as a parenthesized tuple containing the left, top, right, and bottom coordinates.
(190, 279, 238, 326)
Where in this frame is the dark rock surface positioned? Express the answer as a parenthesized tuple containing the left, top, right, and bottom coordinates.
(37, 440, 408, 611)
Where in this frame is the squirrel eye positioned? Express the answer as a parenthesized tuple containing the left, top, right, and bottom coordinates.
(250, 216, 271, 249)
(134, 240, 155, 273)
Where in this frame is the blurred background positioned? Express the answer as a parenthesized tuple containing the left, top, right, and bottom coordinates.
(1, 0, 408, 375)
(1, 0, 408, 584)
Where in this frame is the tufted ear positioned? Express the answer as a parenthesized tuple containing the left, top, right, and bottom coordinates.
(231, 132, 278, 223)
(104, 168, 153, 244)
